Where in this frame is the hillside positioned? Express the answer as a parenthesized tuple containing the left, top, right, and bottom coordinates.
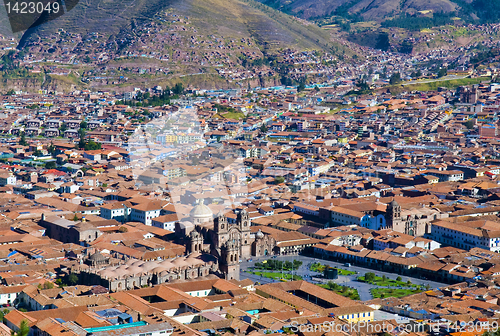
(17, 0, 350, 53)
(7, 0, 358, 91)
(255, 0, 458, 21)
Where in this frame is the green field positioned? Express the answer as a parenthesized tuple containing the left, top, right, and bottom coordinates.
(357, 274, 424, 289)
(250, 271, 302, 281)
(310, 262, 356, 275)
(370, 288, 423, 299)
(319, 281, 360, 300)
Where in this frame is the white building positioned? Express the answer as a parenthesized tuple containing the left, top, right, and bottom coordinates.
(328, 206, 373, 227)
(430, 220, 500, 252)
(151, 214, 179, 231)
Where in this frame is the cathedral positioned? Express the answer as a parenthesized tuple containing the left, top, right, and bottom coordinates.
(176, 200, 276, 280)
(385, 200, 448, 236)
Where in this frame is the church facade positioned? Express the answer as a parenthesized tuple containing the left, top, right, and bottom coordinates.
(178, 201, 277, 280)
(385, 200, 448, 236)
(77, 201, 277, 291)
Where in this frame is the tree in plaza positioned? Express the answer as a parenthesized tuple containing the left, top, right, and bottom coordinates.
(364, 272, 376, 282)
(292, 260, 302, 269)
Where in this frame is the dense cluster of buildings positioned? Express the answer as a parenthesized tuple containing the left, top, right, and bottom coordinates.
(1, 18, 500, 335)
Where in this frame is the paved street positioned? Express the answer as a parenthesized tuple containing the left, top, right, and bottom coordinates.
(240, 255, 448, 301)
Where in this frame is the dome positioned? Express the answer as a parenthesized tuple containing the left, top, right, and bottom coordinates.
(388, 199, 399, 207)
(88, 252, 107, 263)
(190, 199, 213, 223)
(256, 229, 264, 239)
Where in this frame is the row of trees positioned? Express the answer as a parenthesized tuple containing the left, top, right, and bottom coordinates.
(254, 259, 303, 271)
(381, 12, 455, 31)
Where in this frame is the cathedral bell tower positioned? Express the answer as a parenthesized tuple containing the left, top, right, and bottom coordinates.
(386, 200, 401, 230)
(214, 211, 228, 233)
(221, 241, 240, 280)
(189, 230, 204, 253)
(237, 209, 251, 257)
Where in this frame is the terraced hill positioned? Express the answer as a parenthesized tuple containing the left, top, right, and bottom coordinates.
(16, 0, 352, 55)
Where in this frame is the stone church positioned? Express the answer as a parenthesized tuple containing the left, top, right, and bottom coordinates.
(176, 200, 276, 280)
(385, 200, 448, 236)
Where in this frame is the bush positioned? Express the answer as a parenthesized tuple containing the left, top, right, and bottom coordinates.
(364, 272, 376, 282)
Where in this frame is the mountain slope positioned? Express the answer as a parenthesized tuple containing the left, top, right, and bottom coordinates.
(256, 0, 458, 21)
(17, 0, 351, 55)
(10, 0, 358, 90)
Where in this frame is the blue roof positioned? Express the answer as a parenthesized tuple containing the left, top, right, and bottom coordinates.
(95, 308, 123, 318)
(85, 321, 147, 333)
